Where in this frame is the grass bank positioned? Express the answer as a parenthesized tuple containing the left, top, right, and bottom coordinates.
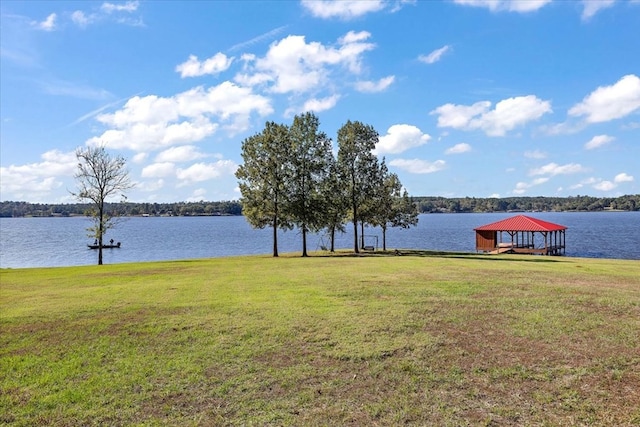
(1, 252, 639, 426)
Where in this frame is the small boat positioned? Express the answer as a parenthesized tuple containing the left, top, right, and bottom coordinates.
(88, 242, 121, 249)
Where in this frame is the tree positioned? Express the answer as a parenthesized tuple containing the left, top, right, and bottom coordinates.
(336, 120, 380, 253)
(369, 158, 399, 251)
(368, 159, 419, 251)
(389, 188, 419, 242)
(236, 121, 292, 257)
(72, 145, 133, 265)
(358, 156, 383, 250)
(286, 112, 333, 257)
(318, 155, 348, 252)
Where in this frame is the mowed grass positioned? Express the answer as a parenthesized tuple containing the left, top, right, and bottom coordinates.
(1, 252, 639, 426)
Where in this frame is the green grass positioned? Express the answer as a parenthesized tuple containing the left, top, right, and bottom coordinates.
(2, 252, 639, 426)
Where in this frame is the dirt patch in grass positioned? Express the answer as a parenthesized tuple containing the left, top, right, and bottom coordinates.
(418, 300, 640, 426)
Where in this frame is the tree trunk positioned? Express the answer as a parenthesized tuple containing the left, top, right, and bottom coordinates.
(352, 172, 359, 254)
(301, 225, 308, 257)
(98, 236, 103, 265)
(382, 225, 387, 251)
(330, 226, 336, 252)
(352, 218, 359, 253)
(360, 222, 365, 249)
(272, 215, 279, 257)
(98, 206, 104, 265)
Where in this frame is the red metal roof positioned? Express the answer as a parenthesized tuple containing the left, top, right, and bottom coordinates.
(474, 215, 567, 232)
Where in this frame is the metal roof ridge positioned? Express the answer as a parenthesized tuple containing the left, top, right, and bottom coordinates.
(474, 214, 567, 231)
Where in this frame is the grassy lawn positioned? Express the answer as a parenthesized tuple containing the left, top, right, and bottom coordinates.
(1, 252, 639, 426)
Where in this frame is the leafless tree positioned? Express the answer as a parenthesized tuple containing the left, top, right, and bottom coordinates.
(72, 145, 133, 265)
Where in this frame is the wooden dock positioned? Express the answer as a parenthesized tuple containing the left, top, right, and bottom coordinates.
(488, 244, 564, 255)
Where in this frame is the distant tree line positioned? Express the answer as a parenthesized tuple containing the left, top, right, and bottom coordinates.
(415, 194, 640, 213)
(2, 194, 638, 220)
(0, 200, 243, 218)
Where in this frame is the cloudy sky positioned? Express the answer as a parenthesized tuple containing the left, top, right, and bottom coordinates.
(1, 0, 639, 203)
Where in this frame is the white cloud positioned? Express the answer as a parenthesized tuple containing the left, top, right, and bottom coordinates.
(301, 0, 386, 19)
(542, 120, 586, 136)
(101, 1, 139, 13)
(132, 152, 148, 163)
(155, 145, 207, 163)
(418, 45, 450, 64)
(88, 82, 273, 151)
(524, 150, 547, 159)
(32, 13, 57, 31)
(581, 0, 616, 21)
(233, 31, 380, 114)
(453, 0, 551, 12)
(302, 94, 341, 113)
(590, 172, 634, 191)
(0, 150, 76, 201)
(432, 101, 490, 129)
(614, 172, 634, 183)
(431, 95, 552, 136)
(186, 188, 208, 202)
(234, 72, 272, 87)
(137, 178, 165, 193)
(388, 158, 446, 174)
(176, 53, 234, 78)
(569, 74, 640, 123)
(375, 124, 431, 155)
(445, 143, 472, 154)
(244, 32, 375, 94)
(339, 30, 371, 44)
(66, 2, 141, 28)
(584, 134, 615, 150)
(569, 177, 598, 190)
(141, 162, 175, 178)
(512, 177, 549, 195)
(176, 160, 238, 184)
(529, 162, 586, 176)
(71, 10, 95, 27)
(593, 180, 616, 191)
(355, 75, 395, 93)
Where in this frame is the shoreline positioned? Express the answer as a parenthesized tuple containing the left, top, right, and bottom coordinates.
(2, 249, 638, 271)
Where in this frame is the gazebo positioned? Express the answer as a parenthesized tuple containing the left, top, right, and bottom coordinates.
(474, 215, 567, 255)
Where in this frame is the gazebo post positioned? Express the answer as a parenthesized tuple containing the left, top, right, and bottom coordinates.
(544, 232, 548, 255)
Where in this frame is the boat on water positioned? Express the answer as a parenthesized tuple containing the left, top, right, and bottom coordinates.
(87, 242, 121, 249)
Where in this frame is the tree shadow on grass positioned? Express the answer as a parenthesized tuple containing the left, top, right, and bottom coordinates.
(317, 249, 564, 263)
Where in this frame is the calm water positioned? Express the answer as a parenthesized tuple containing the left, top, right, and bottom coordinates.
(0, 212, 638, 268)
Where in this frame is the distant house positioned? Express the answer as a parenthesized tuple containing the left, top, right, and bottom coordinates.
(474, 215, 567, 255)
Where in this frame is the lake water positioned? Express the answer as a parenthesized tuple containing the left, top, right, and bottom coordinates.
(0, 212, 638, 268)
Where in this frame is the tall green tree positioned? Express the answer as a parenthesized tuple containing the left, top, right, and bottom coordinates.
(369, 158, 419, 250)
(389, 189, 419, 243)
(336, 120, 380, 253)
(318, 152, 348, 252)
(369, 158, 399, 251)
(236, 122, 291, 257)
(72, 145, 133, 265)
(358, 156, 384, 249)
(286, 112, 333, 257)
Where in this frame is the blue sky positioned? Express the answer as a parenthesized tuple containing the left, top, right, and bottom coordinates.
(1, 0, 639, 203)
